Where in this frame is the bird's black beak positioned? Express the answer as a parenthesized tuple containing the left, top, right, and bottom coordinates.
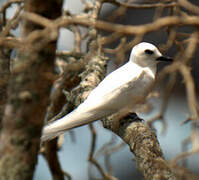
(156, 56, 173, 62)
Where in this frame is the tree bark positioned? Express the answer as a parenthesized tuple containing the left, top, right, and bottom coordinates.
(0, 49, 10, 130)
(0, 1, 62, 179)
(103, 114, 176, 180)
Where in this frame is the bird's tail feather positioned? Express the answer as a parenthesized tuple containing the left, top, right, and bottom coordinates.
(41, 106, 97, 142)
(41, 128, 66, 142)
(41, 100, 116, 142)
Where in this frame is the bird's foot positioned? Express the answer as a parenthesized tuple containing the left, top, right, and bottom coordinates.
(124, 112, 144, 122)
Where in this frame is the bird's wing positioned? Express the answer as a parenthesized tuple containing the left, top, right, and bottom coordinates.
(87, 62, 141, 101)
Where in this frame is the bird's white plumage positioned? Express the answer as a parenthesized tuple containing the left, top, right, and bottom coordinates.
(41, 42, 169, 141)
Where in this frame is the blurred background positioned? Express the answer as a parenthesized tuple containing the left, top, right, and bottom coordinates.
(1, 0, 199, 179)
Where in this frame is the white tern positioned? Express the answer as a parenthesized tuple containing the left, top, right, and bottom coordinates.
(41, 42, 172, 141)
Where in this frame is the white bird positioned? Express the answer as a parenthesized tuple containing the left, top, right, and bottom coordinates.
(41, 42, 172, 141)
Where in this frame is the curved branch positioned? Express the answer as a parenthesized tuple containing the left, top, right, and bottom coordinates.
(103, 114, 176, 180)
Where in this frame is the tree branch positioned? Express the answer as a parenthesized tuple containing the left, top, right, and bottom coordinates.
(103, 114, 176, 180)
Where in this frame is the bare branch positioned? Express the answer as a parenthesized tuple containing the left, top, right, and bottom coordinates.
(103, 0, 177, 9)
(178, 0, 199, 15)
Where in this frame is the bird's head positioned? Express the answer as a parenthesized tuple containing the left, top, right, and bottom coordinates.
(130, 42, 172, 67)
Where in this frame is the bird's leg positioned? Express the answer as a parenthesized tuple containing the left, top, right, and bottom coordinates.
(102, 112, 144, 135)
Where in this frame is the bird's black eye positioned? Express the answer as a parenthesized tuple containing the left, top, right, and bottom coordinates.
(145, 49, 154, 55)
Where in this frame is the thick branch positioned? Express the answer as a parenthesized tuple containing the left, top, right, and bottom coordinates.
(103, 114, 176, 180)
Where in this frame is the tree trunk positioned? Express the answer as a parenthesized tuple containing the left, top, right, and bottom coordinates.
(0, 1, 63, 179)
(0, 49, 10, 130)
